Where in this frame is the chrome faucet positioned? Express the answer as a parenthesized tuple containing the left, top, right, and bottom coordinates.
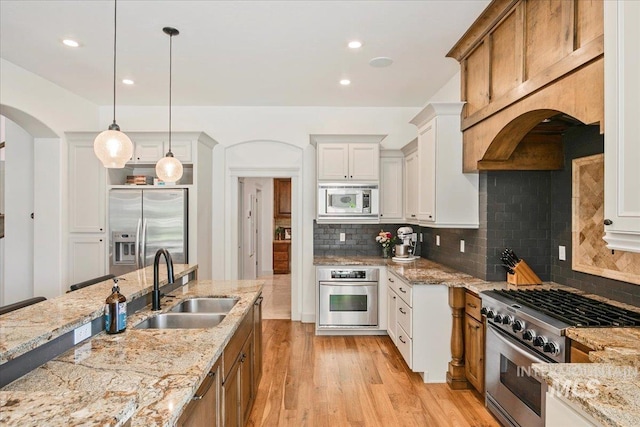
(152, 248, 175, 311)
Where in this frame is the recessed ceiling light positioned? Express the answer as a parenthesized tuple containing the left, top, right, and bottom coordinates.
(122, 79, 134, 85)
(62, 39, 80, 48)
(369, 57, 394, 68)
(348, 40, 362, 49)
(340, 79, 351, 86)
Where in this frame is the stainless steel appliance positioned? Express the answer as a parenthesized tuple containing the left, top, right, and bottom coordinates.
(109, 189, 188, 276)
(317, 183, 379, 220)
(481, 289, 640, 427)
(318, 267, 379, 328)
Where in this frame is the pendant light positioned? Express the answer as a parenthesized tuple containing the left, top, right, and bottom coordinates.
(156, 27, 183, 183)
(94, 0, 133, 168)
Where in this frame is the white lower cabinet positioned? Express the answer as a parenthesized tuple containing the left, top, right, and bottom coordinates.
(546, 392, 602, 427)
(387, 286, 398, 345)
(68, 236, 106, 286)
(386, 269, 451, 382)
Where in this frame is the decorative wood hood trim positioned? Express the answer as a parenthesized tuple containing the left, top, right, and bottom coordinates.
(448, 0, 604, 172)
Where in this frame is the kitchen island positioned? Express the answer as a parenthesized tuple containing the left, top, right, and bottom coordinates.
(0, 266, 264, 426)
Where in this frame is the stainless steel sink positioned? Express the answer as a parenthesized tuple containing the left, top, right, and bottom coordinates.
(169, 298, 238, 314)
(134, 313, 226, 329)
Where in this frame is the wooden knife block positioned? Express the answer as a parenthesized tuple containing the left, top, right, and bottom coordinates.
(507, 260, 542, 286)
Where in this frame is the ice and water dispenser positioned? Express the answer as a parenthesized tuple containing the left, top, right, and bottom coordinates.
(112, 232, 136, 265)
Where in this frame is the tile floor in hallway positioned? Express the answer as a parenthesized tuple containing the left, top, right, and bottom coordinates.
(259, 273, 291, 319)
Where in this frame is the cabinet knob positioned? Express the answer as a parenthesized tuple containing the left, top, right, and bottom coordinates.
(604, 219, 613, 226)
(344, 175, 347, 178)
(350, 175, 353, 178)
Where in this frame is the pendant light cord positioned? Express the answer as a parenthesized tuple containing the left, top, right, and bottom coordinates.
(168, 31, 173, 153)
(112, 0, 118, 125)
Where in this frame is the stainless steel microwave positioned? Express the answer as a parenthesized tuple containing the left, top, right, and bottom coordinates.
(318, 183, 379, 220)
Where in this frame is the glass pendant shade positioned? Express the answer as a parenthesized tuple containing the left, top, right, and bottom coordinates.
(156, 153, 183, 183)
(93, 126, 133, 168)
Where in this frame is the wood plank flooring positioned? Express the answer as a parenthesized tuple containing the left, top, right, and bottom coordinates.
(248, 320, 500, 427)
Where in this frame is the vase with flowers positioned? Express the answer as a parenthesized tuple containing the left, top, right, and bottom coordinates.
(375, 229, 398, 258)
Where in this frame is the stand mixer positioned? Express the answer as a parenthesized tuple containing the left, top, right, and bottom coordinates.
(395, 227, 417, 260)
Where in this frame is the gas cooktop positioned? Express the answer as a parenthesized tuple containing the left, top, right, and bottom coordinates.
(491, 289, 640, 327)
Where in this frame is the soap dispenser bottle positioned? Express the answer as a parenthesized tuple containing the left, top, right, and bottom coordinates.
(105, 278, 127, 334)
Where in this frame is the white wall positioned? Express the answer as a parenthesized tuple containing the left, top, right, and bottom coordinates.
(425, 71, 462, 103)
(2, 117, 34, 305)
(0, 59, 99, 300)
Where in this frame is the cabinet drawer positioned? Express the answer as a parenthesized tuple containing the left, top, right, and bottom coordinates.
(387, 272, 413, 306)
(465, 291, 482, 321)
(223, 309, 254, 380)
(273, 243, 289, 252)
(397, 298, 412, 338)
(273, 252, 289, 261)
(397, 324, 412, 369)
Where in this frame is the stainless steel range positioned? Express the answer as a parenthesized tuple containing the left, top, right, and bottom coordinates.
(481, 289, 640, 427)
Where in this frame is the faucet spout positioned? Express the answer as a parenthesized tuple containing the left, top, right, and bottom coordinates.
(152, 248, 175, 311)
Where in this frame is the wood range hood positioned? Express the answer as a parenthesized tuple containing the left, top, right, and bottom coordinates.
(447, 0, 604, 172)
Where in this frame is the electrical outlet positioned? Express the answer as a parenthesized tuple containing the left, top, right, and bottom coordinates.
(74, 322, 92, 345)
(182, 275, 189, 285)
(559, 245, 566, 261)
(419, 233, 423, 243)
(460, 240, 465, 253)
(339, 232, 346, 242)
(436, 235, 440, 246)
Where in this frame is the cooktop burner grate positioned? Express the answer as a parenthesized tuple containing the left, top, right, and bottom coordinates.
(493, 289, 640, 327)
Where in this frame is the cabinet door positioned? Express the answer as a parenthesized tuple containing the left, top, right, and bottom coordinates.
(348, 143, 379, 180)
(404, 151, 419, 221)
(253, 295, 263, 388)
(274, 178, 291, 218)
(68, 141, 105, 233)
(240, 332, 254, 426)
(165, 140, 192, 162)
(177, 362, 220, 427)
(604, 0, 640, 251)
(68, 236, 106, 286)
(134, 141, 164, 163)
(387, 287, 397, 345)
(380, 157, 403, 220)
(223, 360, 240, 427)
(464, 314, 484, 393)
(317, 144, 349, 180)
(418, 119, 436, 222)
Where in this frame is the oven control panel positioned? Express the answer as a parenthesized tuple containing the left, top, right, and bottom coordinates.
(331, 270, 366, 279)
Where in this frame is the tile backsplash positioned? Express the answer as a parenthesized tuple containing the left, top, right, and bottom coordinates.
(313, 222, 406, 257)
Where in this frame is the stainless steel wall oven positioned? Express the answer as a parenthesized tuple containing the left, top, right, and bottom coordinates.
(317, 268, 378, 328)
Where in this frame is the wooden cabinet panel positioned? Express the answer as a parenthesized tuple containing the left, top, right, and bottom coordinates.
(465, 291, 482, 321)
(177, 361, 220, 427)
(272, 241, 290, 274)
(490, 8, 522, 100)
(525, 0, 572, 79)
(240, 332, 254, 426)
(464, 314, 485, 394)
(274, 178, 291, 218)
(464, 41, 490, 116)
(223, 358, 240, 427)
(569, 340, 594, 363)
(576, 0, 604, 48)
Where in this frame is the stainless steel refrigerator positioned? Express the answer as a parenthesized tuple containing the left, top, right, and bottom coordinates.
(109, 189, 188, 276)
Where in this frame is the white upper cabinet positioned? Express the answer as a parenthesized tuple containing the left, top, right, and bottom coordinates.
(67, 136, 106, 233)
(604, 0, 640, 253)
(409, 103, 479, 228)
(134, 141, 164, 163)
(313, 135, 384, 182)
(402, 140, 418, 222)
(380, 151, 404, 221)
(130, 138, 193, 164)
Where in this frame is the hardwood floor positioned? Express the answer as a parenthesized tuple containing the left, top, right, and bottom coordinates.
(259, 274, 291, 320)
(248, 320, 499, 427)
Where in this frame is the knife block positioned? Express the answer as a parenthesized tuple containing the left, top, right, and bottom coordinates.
(507, 260, 542, 286)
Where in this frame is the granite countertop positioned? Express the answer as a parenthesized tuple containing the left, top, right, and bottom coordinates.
(0, 263, 198, 364)
(1, 278, 265, 426)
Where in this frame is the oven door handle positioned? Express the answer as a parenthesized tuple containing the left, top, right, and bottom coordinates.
(318, 281, 377, 287)
(488, 325, 548, 364)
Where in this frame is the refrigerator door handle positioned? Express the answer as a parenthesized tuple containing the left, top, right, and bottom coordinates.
(141, 218, 148, 268)
(135, 218, 142, 269)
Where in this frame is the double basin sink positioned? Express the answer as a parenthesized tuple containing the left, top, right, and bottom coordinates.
(135, 298, 238, 330)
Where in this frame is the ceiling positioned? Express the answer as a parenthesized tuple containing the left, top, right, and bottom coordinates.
(0, 0, 490, 107)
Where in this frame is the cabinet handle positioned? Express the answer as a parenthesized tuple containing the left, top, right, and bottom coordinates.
(399, 336, 406, 344)
(467, 303, 477, 309)
(192, 371, 216, 401)
(388, 277, 394, 283)
(399, 307, 406, 315)
(255, 296, 264, 305)
(99, 239, 103, 242)
(350, 175, 353, 178)
(399, 287, 406, 293)
(604, 219, 613, 226)
(411, 214, 416, 218)
(240, 353, 247, 363)
(344, 175, 347, 179)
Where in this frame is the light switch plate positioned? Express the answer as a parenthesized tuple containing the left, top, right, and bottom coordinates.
(460, 240, 465, 253)
(559, 245, 566, 261)
(419, 233, 423, 243)
(339, 232, 346, 242)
